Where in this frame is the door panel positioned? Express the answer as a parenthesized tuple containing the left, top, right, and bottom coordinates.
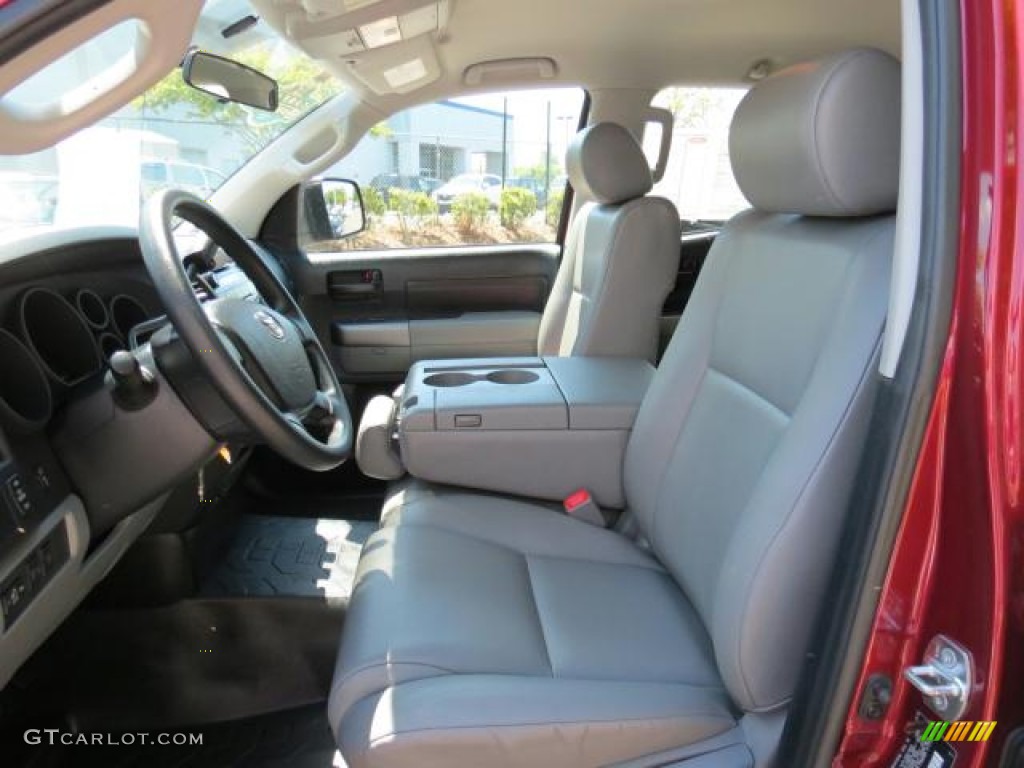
(283, 243, 559, 384)
(406, 276, 548, 315)
(409, 311, 540, 360)
(331, 311, 540, 376)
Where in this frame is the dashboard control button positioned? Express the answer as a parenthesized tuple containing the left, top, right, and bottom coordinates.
(5, 475, 31, 519)
(0, 522, 69, 629)
(1, 573, 28, 621)
(39, 541, 53, 569)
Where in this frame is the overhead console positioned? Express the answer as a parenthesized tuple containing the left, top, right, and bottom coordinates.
(255, 0, 450, 95)
(389, 356, 654, 507)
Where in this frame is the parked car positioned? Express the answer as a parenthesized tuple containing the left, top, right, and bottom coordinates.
(367, 173, 441, 205)
(432, 172, 502, 212)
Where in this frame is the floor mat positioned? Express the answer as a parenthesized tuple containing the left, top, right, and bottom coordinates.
(8, 597, 345, 733)
(201, 515, 376, 600)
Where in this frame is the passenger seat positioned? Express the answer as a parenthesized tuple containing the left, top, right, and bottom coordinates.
(356, 123, 681, 480)
(538, 121, 681, 360)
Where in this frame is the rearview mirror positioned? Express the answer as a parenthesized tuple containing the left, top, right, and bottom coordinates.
(302, 179, 366, 242)
(182, 49, 278, 112)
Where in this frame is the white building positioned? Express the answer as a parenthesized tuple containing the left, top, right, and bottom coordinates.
(324, 100, 513, 186)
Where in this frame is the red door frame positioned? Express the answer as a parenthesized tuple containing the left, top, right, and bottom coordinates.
(834, 0, 1024, 765)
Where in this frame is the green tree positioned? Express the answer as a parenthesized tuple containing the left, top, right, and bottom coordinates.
(660, 88, 729, 130)
(513, 160, 563, 184)
(133, 45, 340, 154)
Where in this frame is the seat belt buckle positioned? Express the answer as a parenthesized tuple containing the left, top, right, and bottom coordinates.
(563, 489, 609, 527)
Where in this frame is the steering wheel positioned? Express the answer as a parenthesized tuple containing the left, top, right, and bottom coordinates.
(139, 189, 352, 471)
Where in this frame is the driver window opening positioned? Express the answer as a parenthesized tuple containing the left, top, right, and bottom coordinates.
(304, 87, 586, 252)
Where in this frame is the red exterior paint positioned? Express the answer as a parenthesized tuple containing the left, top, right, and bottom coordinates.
(834, 0, 1024, 765)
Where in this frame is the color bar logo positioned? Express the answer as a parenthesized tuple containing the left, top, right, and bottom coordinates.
(920, 721, 997, 742)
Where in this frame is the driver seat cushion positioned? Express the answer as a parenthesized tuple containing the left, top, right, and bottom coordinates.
(329, 490, 736, 768)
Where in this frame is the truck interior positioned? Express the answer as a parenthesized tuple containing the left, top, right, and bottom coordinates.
(0, 0, 967, 766)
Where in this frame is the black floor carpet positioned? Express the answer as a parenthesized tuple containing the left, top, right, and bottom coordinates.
(9, 597, 345, 731)
(201, 515, 376, 599)
(2, 506, 376, 766)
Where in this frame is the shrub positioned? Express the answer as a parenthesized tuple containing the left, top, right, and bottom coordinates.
(388, 188, 437, 238)
(451, 192, 491, 236)
(325, 186, 348, 207)
(362, 185, 386, 222)
(499, 187, 538, 231)
(546, 188, 565, 227)
(412, 190, 439, 219)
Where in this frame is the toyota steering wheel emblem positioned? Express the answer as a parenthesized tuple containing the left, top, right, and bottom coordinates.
(254, 309, 286, 341)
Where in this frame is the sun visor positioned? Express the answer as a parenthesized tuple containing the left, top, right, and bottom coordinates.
(0, 0, 202, 154)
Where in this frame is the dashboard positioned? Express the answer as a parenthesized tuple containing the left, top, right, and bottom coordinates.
(0, 225, 276, 689)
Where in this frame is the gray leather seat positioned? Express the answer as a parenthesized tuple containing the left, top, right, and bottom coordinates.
(538, 121, 681, 361)
(331, 47, 900, 767)
(355, 123, 679, 480)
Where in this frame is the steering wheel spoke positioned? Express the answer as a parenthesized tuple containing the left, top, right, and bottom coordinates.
(288, 388, 341, 436)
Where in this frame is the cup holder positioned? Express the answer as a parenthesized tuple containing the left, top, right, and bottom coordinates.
(486, 369, 539, 385)
(423, 369, 541, 387)
(423, 372, 477, 388)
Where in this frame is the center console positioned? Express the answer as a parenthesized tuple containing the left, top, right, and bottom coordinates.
(380, 356, 654, 507)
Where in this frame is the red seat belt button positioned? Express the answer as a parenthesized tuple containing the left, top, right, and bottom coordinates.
(563, 489, 607, 527)
(564, 489, 591, 512)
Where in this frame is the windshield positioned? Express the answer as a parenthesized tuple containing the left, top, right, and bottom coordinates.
(0, 0, 342, 236)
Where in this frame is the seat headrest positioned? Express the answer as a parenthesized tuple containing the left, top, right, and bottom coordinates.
(567, 122, 653, 205)
(730, 47, 901, 217)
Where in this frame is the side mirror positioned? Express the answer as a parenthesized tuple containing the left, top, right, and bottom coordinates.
(182, 49, 278, 112)
(302, 179, 366, 242)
